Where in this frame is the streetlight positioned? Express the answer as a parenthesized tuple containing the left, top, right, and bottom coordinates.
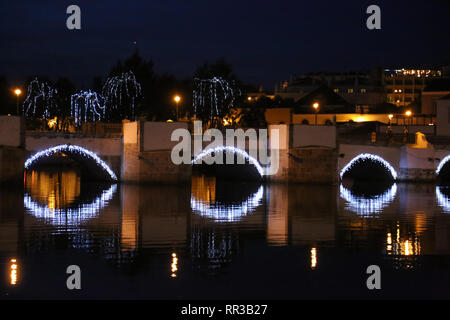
(313, 102, 319, 125)
(405, 110, 412, 125)
(14, 88, 22, 115)
(173, 95, 181, 121)
(388, 114, 393, 125)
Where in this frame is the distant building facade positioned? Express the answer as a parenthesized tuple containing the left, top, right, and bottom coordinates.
(273, 66, 450, 115)
(383, 68, 442, 107)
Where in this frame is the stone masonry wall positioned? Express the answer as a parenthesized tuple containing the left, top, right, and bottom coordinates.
(0, 146, 24, 186)
(287, 147, 337, 184)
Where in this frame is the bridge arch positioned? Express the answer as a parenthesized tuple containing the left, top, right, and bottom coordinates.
(191, 146, 265, 177)
(340, 153, 397, 180)
(436, 155, 450, 180)
(24, 144, 118, 181)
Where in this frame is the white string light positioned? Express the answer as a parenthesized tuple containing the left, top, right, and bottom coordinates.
(191, 185, 264, 222)
(436, 155, 450, 175)
(191, 146, 264, 177)
(70, 90, 106, 126)
(436, 186, 450, 213)
(340, 183, 397, 216)
(24, 184, 117, 226)
(193, 77, 240, 118)
(340, 153, 397, 180)
(24, 144, 118, 181)
(102, 71, 141, 119)
(22, 78, 58, 119)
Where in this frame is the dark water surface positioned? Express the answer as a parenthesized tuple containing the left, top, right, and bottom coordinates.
(1, 169, 450, 299)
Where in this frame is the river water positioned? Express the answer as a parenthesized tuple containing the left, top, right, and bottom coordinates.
(1, 169, 450, 299)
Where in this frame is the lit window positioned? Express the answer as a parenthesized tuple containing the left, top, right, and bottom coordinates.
(333, 88, 339, 93)
(360, 88, 367, 93)
(348, 89, 354, 93)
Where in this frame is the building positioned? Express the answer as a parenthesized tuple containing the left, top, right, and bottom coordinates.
(383, 68, 442, 107)
(275, 69, 385, 111)
(436, 94, 450, 136)
(422, 78, 450, 115)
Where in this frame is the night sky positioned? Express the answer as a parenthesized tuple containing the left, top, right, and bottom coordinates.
(1, 0, 450, 88)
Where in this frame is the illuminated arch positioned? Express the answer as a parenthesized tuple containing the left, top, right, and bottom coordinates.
(340, 183, 397, 216)
(340, 153, 397, 180)
(24, 144, 118, 181)
(436, 155, 450, 176)
(191, 146, 264, 177)
(24, 184, 117, 226)
(191, 185, 264, 222)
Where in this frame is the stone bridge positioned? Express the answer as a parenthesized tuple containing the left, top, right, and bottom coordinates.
(2, 115, 450, 184)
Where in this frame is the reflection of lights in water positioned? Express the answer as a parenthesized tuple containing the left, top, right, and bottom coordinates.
(24, 184, 117, 226)
(340, 153, 397, 180)
(340, 184, 397, 215)
(385, 228, 421, 256)
(10, 259, 18, 285)
(385, 226, 421, 270)
(436, 186, 450, 213)
(171, 253, 178, 278)
(191, 146, 264, 177)
(310, 248, 317, 269)
(191, 185, 264, 222)
(25, 170, 81, 209)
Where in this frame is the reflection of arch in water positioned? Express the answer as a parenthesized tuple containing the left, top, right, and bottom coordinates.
(24, 184, 117, 226)
(191, 185, 264, 222)
(25, 144, 118, 181)
(436, 186, 450, 213)
(340, 153, 397, 180)
(191, 146, 264, 177)
(340, 183, 397, 215)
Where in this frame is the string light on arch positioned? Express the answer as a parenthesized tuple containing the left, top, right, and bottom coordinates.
(436, 155, 450, 175)
(24, 144, 118, 181)
(191, 146, 264, 177)
(340, 153, 397, 180)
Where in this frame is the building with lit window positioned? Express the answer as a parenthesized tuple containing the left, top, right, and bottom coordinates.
(383, 68, 442, 107)
(274, 69, 386, 111)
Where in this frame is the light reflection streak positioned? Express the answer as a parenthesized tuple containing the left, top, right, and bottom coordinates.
(171, 253, 178, 278)
(385, 228, 421, 257)
(436, 186, 450, 213)
(340, 183, 397, 216)
(310, 248, 317, 269)
(10, 258, 18, 285)
(24, 184, 117, 226)
(191, 185, 264, 222)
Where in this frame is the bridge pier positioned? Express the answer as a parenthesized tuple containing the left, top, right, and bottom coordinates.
(0, 116, 24, 186)
(269, 124, 338, 184)
(122, 121, 192, 184)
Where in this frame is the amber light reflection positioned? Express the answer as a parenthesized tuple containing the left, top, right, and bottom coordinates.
(386, 224, 421, 256)
(10, 259, 18, 285)
(25, 170, 80, 208)
(191, 175, 216, 204)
